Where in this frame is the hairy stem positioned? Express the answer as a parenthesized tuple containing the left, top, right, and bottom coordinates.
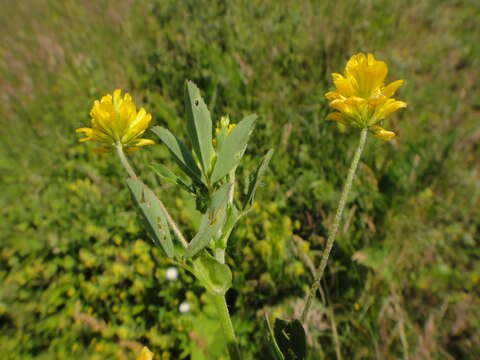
(115, 143, 189, 248)
(211, 293, 241, 360)
(301, 128, 368, 322)
(115, 143, 137, 179)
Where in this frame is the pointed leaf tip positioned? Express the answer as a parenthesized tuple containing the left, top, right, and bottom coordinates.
(273, 319, 306, 360)
(184, 81, 214, 175)
(211, 114, 257, 183)
(244, 149, 274, 210)
(151, 126, 202, 183)
(126, 177, 174, 258)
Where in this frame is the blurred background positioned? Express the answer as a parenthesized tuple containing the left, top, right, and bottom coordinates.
(1, 0, 479, 359)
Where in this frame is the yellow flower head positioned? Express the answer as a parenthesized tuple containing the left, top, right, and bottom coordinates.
(215, 115, 236, 135)
(76, 89, 155, 153)
(136, 346, 154, 360)
(213, 115, 236, 148)
(325, 53, 407, 140)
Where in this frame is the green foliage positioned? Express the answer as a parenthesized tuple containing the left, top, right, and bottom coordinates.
(211, 114, 256, 184)
(151, 126, 203, 183)
(273, 319, 307, 360)
(184, 81, 214, 175)
(188, 298, 228, 360)
(243, 149, 274, 211)
(1, 0, 480, 359)
(191, 254, 232, 296)
(186, 184, 232, 258)
(150, 163, 193, 194)
(265, 317, 307, 360)
(126, 177, 174, 258)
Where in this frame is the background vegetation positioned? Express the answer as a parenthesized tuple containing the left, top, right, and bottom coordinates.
(1, 0, 479, 359)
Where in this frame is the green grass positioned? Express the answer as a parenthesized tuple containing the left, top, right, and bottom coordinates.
(1, 0, 479, 359)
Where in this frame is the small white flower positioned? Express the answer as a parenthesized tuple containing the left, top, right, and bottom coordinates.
(179, 301, 190, 313)
(165, 267, 178, 281)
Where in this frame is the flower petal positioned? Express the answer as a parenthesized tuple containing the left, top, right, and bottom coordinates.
(129, 112, 151, 137)
(131, 138, 155, 147)
(367, 94, 388, 107)
(330, 99, 348, 112)
(332, 73, 356, 97)
(76, 127, 92, 135)
(125, 147, 140, 154)
(370, 125, 396, 140)
(113, 89, 122, 102)
(123, 92, 132, 102)
(93, 146, 112, 154)
(378, 99, 407, 119)
(326, 112, 348, 125)
(76, 127, 93, 142)
(100, 94, 112, 104)
(345, 53, 387, 98)
(382, 79, 404, 98)
(325, 91, 343, 101)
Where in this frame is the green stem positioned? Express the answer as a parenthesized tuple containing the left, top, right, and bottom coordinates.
(211, 293, 241, 360)
(227, 169, 236, 204)
(301, 128, 368, 323)
(115, 143, 137, 179)
(115, 143, 189, 248)
(213, 168, 236, 265)
(215, 248, 226, 264)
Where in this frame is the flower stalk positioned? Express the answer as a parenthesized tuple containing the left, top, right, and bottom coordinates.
(301, 127, 368, 322)
(115, 143, 138, 179)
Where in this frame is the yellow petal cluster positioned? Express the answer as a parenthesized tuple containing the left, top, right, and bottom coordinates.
(216, 115, 236, 134)
(135, 346, 154, 360)
(76, 89, 155, 153)
(325, 53, 407, 140)
(215, 123, 236, 136)
(213, 115, 236, 147)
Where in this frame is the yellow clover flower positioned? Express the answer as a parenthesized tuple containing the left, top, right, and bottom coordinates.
(76, 89, 154, 153)
(136, 346, 154, 360)
(213, 115, 236, 148)
(325, 53, 407, 140)
(215, 115, 236, 135)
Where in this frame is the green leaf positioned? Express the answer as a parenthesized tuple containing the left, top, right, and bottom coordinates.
(149, 163, 178, 184)
(210, 182, 232, 214)
(126, 178, 174, 258)
(186, 183, 231, 258)
(189, 305, 226, 360)
(215, 123, 229, 150)
(150, 163, 194, 193)
(151, 126, 202, 183)
(273, 319, 307, 360)
(244, 149, 274, 210)
(191, 252, 232, 295)
(185, 213, 216, 259)
(217, 204, 241, 247)
(264, 315, 285, 360)
(126, 175, 143, 199)
(185, 80, 214, 174)
(211, 114, 257, 184)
